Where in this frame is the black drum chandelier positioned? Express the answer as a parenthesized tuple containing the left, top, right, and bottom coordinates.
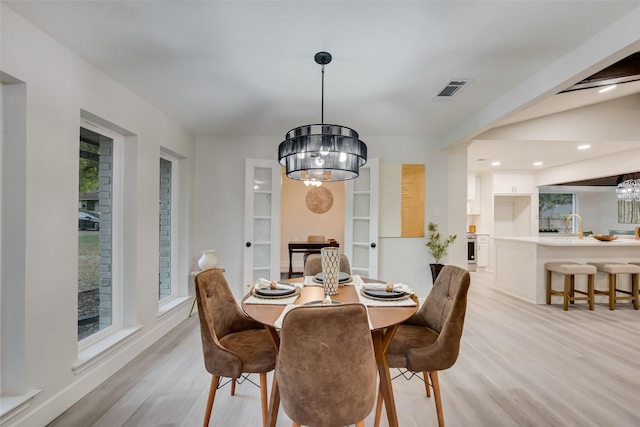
(278, 52, 367, 183)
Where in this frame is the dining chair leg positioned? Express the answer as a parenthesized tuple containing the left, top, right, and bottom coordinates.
(259, 373, 268, 427)
(231, 378, 236, 396)
(356, 421, 365, 427)
(423, 371, 431, 397)
(292, 422, 302, 427)
(430, 371, 445, 427)
(374, 383, 384, 427)
(203, 375, 219, 427)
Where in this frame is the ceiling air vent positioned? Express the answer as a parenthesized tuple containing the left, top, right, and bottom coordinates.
(432, 79, 472, 100)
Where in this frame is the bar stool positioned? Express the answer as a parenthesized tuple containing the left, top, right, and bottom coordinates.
(545, 262, 596, 311)
(587, 262, 640, 310)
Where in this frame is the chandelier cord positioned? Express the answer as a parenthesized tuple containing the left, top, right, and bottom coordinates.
(321, 64, 325, 124)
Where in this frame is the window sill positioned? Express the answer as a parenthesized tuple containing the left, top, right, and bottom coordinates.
(0, 390, 41, 425)
(157, 296, 191, 318)
(73, 326, 142, 375)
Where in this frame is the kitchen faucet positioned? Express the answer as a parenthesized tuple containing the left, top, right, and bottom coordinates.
(566, 214, 584, 240)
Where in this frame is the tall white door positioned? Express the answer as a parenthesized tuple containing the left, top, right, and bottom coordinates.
(244, 159, 281, 284)
(345, 158, 379, 278)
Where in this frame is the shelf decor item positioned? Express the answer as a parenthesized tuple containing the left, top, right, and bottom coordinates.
(197, 250, 218, 271)
(321, 247, 340, 295)
(426, 222, 457, 282)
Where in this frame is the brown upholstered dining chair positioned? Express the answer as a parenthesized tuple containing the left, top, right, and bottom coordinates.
(303, 253, 351, 276)
(375, 264, 471, 427)
(194, 268, 277, 427)
(277, 303, 377, 427)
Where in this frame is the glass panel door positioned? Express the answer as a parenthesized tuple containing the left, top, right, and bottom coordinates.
(244, 159, 281, 284)
(345, 158, 379, 278)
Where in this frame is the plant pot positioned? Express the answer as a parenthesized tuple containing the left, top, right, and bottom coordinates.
(430, 263, 444, 283)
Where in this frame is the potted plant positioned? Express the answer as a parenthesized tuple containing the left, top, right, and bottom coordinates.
(426, 222, 457, 282)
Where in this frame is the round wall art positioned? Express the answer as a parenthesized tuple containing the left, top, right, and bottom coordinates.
(305, 187, 334, 214)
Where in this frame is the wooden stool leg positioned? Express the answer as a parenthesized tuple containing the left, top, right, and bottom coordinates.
(563, 274, 570, 311)
(546, 270, 552, 304)
(588, 274, 595, 311)
(570, 275, 575, 304)
(632, 273, 639, 310)
(609, 274, 616, 310)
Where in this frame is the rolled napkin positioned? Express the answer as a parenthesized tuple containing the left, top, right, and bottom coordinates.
(363, 282, 414, 295)
(253, 278, 296, 291)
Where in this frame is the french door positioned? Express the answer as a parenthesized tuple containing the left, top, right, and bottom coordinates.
(345, 158, 379, 278)
(243, 159, 281, 285)
(243, 158, 379, 283)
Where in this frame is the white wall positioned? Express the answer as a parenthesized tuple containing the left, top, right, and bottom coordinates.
(195, 134, 466, 299)
(1, 6, 195, 425)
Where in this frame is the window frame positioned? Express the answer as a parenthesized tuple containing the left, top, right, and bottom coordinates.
(78, 119, 124, 350)
(159, 151, 180, 305)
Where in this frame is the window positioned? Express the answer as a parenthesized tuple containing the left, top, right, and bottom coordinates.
(78, 124, 122, 342)
(159, 154, 178, 302)
(539, 193, 575, 232)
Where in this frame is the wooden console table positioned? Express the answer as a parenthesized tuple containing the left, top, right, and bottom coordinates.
(287, 240, 339, 278)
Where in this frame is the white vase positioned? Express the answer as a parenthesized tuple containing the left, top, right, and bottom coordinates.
(198, 250, 218, 271)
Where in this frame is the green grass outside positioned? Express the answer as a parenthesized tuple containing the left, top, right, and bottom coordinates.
(78, 234, 99, 292)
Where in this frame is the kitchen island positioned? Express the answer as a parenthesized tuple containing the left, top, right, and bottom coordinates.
(493, 236, 640, 304)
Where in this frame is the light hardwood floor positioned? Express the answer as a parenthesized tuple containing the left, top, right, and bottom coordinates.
(48, 270, 640, 426)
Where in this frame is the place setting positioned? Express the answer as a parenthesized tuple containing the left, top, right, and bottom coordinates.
(356, 281, 417, 307)
(312, 271, 352, 284)
(244, 278, 302, 305)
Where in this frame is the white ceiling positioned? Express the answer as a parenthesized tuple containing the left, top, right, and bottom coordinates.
(4, 1, 640, 171)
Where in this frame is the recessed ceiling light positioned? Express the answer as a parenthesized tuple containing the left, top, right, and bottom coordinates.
(491, 161, 501, 166)
(533, 161, 543, 166)
(577, 144, 591, 150)
(598, 84, 617, 93)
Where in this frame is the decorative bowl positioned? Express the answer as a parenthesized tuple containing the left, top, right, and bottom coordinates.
(592, 234, 618, 242)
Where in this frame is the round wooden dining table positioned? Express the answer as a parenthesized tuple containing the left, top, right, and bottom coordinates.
(242, 277, 418, 427)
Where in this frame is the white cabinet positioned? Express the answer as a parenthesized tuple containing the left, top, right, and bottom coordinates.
(493, 173, 535, 195)
(467, 173, 481, 215)
(477, 234, 489, 267)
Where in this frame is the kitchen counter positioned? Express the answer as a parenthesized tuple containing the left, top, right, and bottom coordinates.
(493, 236, 640, 304)
(497, 236, 640, 246)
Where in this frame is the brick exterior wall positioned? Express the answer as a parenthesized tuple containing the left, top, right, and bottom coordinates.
(98, 139, 113, 329)
(159, 158, 172, 299)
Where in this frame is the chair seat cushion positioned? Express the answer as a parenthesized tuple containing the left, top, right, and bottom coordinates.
(588, 262, 640, 274)
(545, 262, 596, 274)
(387, 324, 439, 370)
(219, 329, 276, 374)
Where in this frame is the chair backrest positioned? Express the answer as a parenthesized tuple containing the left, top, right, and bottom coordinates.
(276, 304, 377, 427)
(307, 235, 326, 242)
(303, 253, 351, 276)
(195, 268, 263, 378)
(405, 264, 471, 371)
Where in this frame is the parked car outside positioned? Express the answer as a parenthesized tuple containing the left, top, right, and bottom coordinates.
(78, 211, 100, 231)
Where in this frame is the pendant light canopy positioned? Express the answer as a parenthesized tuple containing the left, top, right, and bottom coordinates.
(278, 52, 367, 182)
